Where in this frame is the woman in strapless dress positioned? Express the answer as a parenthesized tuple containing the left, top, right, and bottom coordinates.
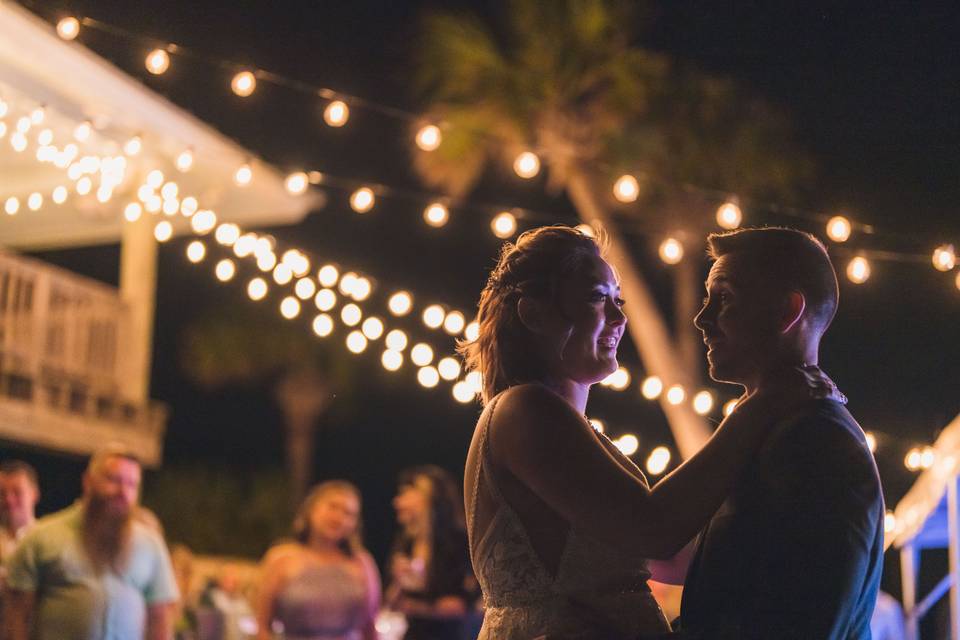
(256, 481, 381, 640)
(460, 225, 837, 639)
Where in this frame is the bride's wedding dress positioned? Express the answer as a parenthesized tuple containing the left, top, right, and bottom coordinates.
(468, 399, 671, 639)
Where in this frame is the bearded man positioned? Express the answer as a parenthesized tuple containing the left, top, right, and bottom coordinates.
(4, 444, 178, 640)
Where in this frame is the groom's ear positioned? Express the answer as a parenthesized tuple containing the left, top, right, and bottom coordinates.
(517, 296, 545, 334)
(780, 290, 806, 334)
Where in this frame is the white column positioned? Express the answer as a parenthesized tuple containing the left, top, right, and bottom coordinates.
(902, 543, 919, 640)
(118, 213, 157, 403)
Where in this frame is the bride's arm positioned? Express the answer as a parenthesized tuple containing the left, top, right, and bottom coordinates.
(491, 383, 793, 559)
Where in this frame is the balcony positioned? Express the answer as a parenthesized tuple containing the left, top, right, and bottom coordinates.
(0, 250, 166, 466)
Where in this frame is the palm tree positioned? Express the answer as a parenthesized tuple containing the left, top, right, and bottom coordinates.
(179, 303, 358, 504)
(411, 0, 808, 456)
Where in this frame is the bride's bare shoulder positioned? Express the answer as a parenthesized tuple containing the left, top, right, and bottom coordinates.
(489, 384, 586, 455)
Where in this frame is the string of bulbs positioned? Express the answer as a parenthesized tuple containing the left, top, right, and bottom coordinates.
(38, 9, 959, 290)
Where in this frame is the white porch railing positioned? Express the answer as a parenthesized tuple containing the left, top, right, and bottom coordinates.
(0, 249, 166, 465)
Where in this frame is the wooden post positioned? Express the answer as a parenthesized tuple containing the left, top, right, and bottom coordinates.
(902, 542, 919, 640)
(118, 213, 157, 404)
(949, 477, 960, 640)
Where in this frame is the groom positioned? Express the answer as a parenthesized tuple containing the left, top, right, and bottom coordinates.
(678, 227, 884, 639)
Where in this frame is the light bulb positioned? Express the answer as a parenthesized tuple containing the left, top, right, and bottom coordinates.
(513, 151, 540, 179)
(826, 216, 852, 243)
(716, 201, 742, 229)
(575, 224, 596, 238)
(341, 304, 362, 327)
(186, 241, 206, 263)
(295, 278, 317, 300)
(659, 238, 684, 265)
(692, 390, 715, 416)
(422, 304, 445, 329)
(666, 384, 686, 405)
(346, 331, 368, 354)
(247, 278, 268, 301)
(864, 431, 877, 453)
(27, 193, 43, 211)
(57, 17, 80, 40)
(423, 203, 449, 227)
(415, 124, 442, 151)
(388, 291, 413, 316)
(318, 265, 339, 288)
(438, 357, 461, 381)
(361, 317, 384, 340)
(176, 149, 194, 172)
(846, 256, 871, 284)
(74, 121, 92, 142)
(932, 244, 956, 272)
(231, 71, 256, 97)
(280, 297, 301, 319)
(124, 136, 142, 156)
(615, 434, 640, 456)
(646, 446, 672, 475)
(452, 381, 476, 403)
(723, 399, 738, 417)
(410, 343, 434, 367)
(464, 321, 480, 342)
(323, 100, 349, 127)
(5, 197, 20, 215)
(312, 314, 334, 337)
(124, 202, 143, 222)
(641, 376, 663, 400)
(191, 210, 218, 235)
(215, 259, 236, 281)
(350, 187, 375, 213)
(613, 175, 640, 203)
(417, 366, 440, 388)
(382, 350, 403, 371)
(314, 289, 337, 312)
(215, 223, 241, 246)
(443, 310, 466, 335)
(285, 172, 309, 195)
(385, 329, 408, 351)
(52, 186, 68, 204)
(491, 212, 517, 239)
(234, 163, 253, 186)
(145, 49, 170, 75)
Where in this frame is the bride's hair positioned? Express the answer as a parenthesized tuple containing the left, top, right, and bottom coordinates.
(460, 225, 602, 404)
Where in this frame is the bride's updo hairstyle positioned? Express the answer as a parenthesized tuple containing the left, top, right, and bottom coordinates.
(460, 225, 603, 405)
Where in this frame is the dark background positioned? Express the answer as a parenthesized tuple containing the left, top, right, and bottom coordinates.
(6, 0, 960, 620)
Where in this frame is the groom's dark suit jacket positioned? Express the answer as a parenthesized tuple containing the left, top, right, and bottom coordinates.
(680, 399, 884, 639)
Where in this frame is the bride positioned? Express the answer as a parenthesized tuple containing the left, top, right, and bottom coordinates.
(461, 225, 837, 639)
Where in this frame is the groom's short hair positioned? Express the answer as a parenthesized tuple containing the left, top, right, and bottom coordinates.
(707, 227, 839, 331)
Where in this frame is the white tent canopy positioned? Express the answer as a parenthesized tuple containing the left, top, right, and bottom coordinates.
(0, 0, 318, 250)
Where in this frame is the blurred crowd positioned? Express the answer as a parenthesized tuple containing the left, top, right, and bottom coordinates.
(0, 446, 481, 640)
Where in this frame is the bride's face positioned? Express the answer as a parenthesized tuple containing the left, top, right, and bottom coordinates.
(537, 254, 627, 386)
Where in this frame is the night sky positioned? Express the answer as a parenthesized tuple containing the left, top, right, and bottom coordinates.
(8, 0, 960, 603)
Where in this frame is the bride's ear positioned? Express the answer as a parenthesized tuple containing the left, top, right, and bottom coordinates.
(517, 296, 545, 334)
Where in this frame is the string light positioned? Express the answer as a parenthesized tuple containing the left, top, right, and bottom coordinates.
(904, 447, 922, 472)
(312, 314, 334, 337)
(247, 277, 268, 301)
(646, 446, 672, 475)
(27, 193, 43, 211)
(666, 384, 686, 405)
(641, 376, 663, 400)
(73, 120, 92, 142)
(723, 398, 738, 417)
(350, 276, 371, 301)
(846, 256, 871, 284)
(956, 271, 960, 292)
(385, 329, 408, 351)
(659, 238, 684, 264)
(692, 390, 714, 416)
(491, 211, 517, 239)
(5, 197, 20, 215)
(215, 259, 236, 282)
(602, 367, 631, 391)
(388, 291, 413, 316)
(423, 203, 449, 227)
(920, 446, 936, 469)
(613, 175, 640, 203)
(186, 240, 206, 263)
(124, 202, 143, 222)
(417, 366, 440, 388)
(465, 371, 482, 395)
(191, 210, 217, 234)
(234, 163, 253, 186)
(615, 434, 640, 456)
(294, 278, 317, 300)
(884, 511, 897, 535)
(323, 100, 349, 127)
(317, 264, 339, 288)
(341, 303, 362, 327)
(52, 186, 68, 204)
(575, 224, 595, 238)
(346, 330, 368, 354)
(350, 187, 375, 213)
(437, 357, 461, 381)
(932, 244, 956, 272)
(280, 296, 301, 319)
(422, 305, 445, 329)
(716, 201, 742, 229)
(513, 151, 540, 179)
(339, 272, 359, 296)
(215, 223, 241, 246)
(145, 49, 170, 75)
(181, 196, 199, 216)
(56, 17, 80, 40)
(153, 221, 173, 242)
(30, 107, 45, 125)
(76, 177, 92, 195)
(382, 349, 403, 371)
(176, 149, 194, 172)
(361, 317, 385, 340)
(589, 419, 605, 434)
(826, 216, 852, 243)
(452, 381, 475, 403)
(272, 263, 293, 285)
(864, 431, 877, 453)
(285, 172, 309, 195)
(415, 124, 442, 151)
(314, 288, 337, 312)
(411, 343, 434, 367)
(443, 310, 466, 335)
(231, 71, 256, 97)
(464, 321, 479, 341)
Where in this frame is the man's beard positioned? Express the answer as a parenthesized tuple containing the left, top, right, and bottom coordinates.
(82, 496, 133, 574)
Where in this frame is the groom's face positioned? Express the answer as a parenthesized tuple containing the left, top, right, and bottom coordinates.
(695, 254, 783, 387)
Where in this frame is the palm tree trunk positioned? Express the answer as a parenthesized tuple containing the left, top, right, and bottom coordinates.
(275, 367, 330, 505)
(566, 168, 711, 458)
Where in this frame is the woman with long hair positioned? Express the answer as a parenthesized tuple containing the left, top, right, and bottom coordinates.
(461, 225, 839, 639)
(387, 465, 479, 640)
(256, 481, 380, 640)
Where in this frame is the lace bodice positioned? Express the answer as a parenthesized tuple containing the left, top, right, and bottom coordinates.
(468, 396, 670, 640)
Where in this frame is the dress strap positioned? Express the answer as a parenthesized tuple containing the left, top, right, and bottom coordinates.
(476, 394, 505, 504)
